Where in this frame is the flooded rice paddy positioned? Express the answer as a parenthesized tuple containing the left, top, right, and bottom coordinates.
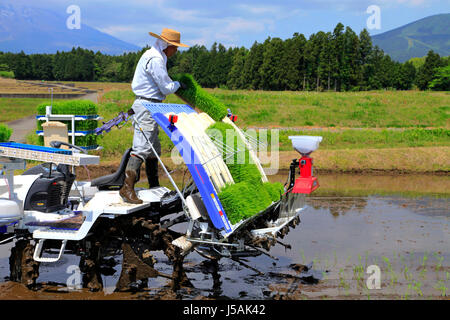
(0, 173, 448, 300)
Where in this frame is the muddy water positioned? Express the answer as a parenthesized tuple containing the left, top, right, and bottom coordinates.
(0, 173, 448, 299)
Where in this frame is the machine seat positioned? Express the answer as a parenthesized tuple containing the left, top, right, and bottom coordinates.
(91, 148, 131, 190)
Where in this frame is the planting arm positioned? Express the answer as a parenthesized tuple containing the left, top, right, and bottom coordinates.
(94, 109, 134, 135)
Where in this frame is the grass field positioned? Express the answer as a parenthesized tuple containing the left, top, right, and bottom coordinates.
(96, 88, 450, 129)
(0, 71, 14, 79)
(0, 80, 445, 172)
(90, 88, 450, 172)
(0, 77, 86, 94)
(167, 89, 450, 128)
(0, 97, 66, 122)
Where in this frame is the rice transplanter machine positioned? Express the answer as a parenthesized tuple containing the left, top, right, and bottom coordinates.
(0, 101, 322, 290)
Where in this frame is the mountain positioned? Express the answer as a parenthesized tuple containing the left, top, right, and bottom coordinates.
(371, 14, 450, 62)
(0, 3, 141, 55)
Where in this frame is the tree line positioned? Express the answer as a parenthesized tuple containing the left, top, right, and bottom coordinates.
(1, 23, 448, 91)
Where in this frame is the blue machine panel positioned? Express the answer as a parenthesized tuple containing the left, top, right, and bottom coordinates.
(141, 102, 195, 115)
(152, 112, 233, 234)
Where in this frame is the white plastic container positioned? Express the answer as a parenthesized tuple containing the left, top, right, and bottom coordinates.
(0, 199, 22, 227)
(288, 136, 323, 155)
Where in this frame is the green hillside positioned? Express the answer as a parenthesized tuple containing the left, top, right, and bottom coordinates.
(372, 14, 450, 62)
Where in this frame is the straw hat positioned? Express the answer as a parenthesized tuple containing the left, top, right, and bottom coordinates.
(149, 28, 189, 47)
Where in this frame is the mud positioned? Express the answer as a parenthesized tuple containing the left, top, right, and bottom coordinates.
(0, 174, 448, 300)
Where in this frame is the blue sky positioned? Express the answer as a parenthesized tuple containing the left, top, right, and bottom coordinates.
(11, 0, 450, 49)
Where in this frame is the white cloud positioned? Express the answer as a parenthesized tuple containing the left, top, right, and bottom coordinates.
(165, 8, 205, 23)
(98, 25, 137, 35)
(223, 17, 266, 33)
(393, 0, 426, 6)
(185, 37, 207, 46)
(374, 0, 435, 7)
(238, 4, 281, 15)
(237, 3, 302, 20)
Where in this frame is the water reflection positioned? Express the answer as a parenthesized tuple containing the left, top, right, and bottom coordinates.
(307, 197, 368, 217)
(1, 172, 449, 299)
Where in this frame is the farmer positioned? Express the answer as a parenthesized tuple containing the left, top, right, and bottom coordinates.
(120, 28, 189, 204)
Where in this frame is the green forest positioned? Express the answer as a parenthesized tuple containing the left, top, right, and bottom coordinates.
(1, 23, 449, 91)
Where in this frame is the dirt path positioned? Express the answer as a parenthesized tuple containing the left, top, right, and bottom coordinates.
(80, 92, 98, 104)
(6, 115, 35, 143)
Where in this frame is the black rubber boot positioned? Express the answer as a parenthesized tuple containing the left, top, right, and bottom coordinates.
(145, 157, 160, 188)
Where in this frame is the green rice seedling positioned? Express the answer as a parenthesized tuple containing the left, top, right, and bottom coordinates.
(206, 122, 284, 224)
(0, 123, 12, 142)
(403, 265, 410, 281)
(353, 266, 363, 289)
(338, 268, 349, 292)
(206, 122, 260, 180)
(390, 270, 398, 288)
(345, 254, 352, 266)
(422, 252, 428, 267)
(419, 252, 429, 280)
(433, 252, 444, 272)
(263, 181, 285, 202)
(402, 283, 413, 300)
(419, 267, 427, 281)
(399, 254, 405, 267)
(172, 73, 228, 122)
(412, 280, 423, 297)
(37, 100, 98, 131)
(382, 256, 397, 288)
(37, 100, 98, 116)
(218, 182, 273, 224)
(324, 257, 330, 271)
(353, 255, 365, 289)
(312, 257, 320, 269)
(434, 280, 447, 297)
(382, 256, 391, 269)
(300, 249, 306, 264)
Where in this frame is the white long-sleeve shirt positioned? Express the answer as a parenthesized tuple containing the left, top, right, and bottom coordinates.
(131, 48, 180, 101)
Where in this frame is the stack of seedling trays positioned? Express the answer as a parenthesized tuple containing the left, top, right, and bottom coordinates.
(35, 100, 101, 151)
(0, 123, 12, 143)
(173, 73, 285, 226)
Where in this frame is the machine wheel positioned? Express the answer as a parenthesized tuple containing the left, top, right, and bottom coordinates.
(9, 239, 40, 288)
(79, 254, 103, 292)
(115, 217, 192, 292)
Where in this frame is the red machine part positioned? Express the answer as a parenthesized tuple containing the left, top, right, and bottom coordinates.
(291, 156, 319, 194)
(169, 114, 178, 125)
(229, 115, 238, 122)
